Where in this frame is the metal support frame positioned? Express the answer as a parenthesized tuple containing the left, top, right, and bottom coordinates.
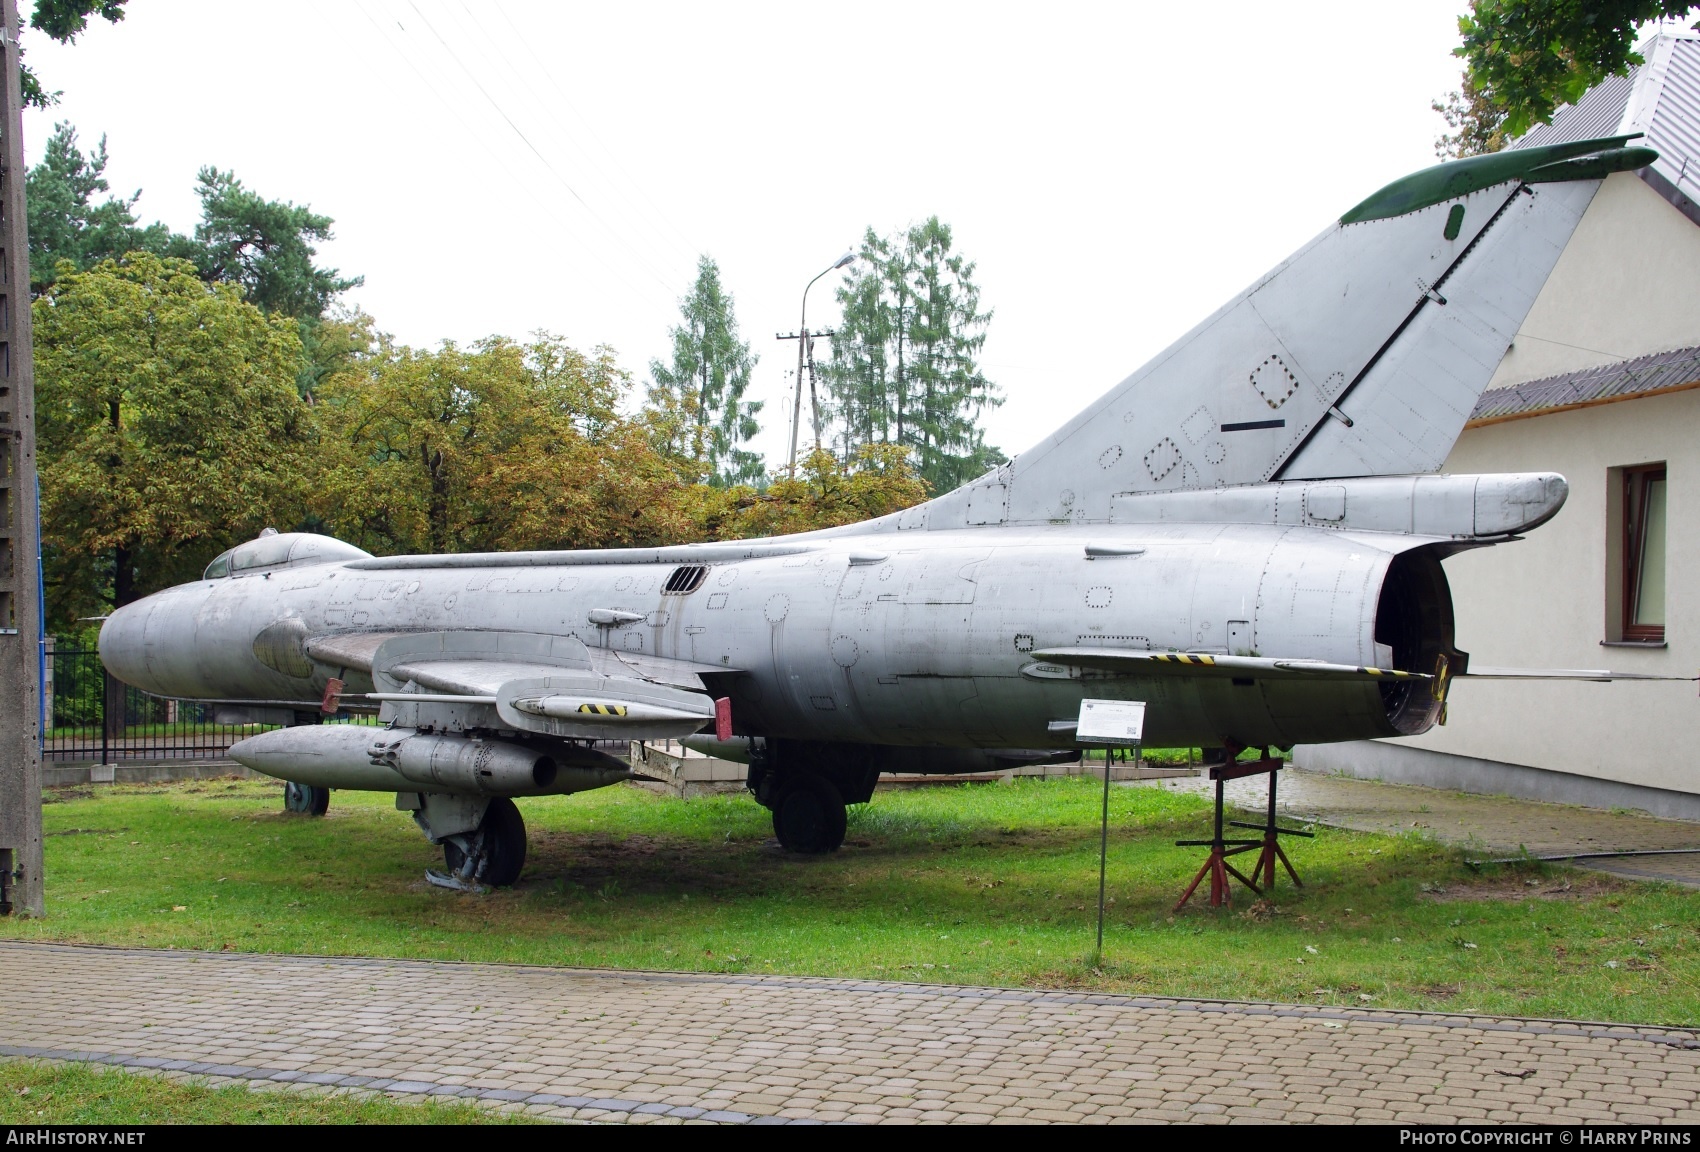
(1174, 754, 1311, 912)
(0, 0, 43, 916)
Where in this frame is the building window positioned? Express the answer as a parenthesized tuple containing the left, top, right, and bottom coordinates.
(1622, 464, 1667, 642)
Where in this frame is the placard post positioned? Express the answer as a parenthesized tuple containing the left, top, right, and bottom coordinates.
(1075, 699, 1146, 961)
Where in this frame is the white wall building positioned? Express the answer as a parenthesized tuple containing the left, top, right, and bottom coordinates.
(1299, 33, 1700, 819)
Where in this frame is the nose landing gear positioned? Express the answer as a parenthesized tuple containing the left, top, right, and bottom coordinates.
(283, 782, 330, 816)
(434, 796, 527, 889)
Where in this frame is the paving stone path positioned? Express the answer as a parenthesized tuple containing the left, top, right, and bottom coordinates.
(5, 942, 1700, 1124)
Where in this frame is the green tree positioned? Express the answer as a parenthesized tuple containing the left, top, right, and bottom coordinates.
(315, 333, 699, 555)
(25, 126, 362, 394)
(649, 256, 763, 486)
(904, 218, 1003, 491)
(25, 122, 192, 295)
(316, 331, 928, 558)
(1433, 76, 1509, 158)
(20, 0, 128, 109)
(687, 444, 928, 541)
(191, 167, 362, 323)
(34, 252, 315, 627)
(296, 306, 378, 403)
(190, 167, 364, 399)
(824, 218, 1003, 492)
(1455, 0, 1697, 137)
(825, 228, 901, 456)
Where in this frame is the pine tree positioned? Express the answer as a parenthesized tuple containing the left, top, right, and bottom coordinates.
(25, 122, 186, 296)
(650, 256, 763, 486)
(823, 228, 898, 456)
(824, 218, 1003, 492)
(905, 218, 1002, 490)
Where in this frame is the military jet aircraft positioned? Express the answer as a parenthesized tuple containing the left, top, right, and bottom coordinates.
(100, 134, 1678, 887)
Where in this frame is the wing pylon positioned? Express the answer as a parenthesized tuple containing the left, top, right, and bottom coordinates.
(330, 630, 719, 741)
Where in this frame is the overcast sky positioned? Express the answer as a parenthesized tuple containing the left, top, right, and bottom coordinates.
(21, 0, 1469, 470)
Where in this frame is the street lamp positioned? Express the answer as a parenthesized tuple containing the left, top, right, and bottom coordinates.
(787, 251, 857, 475)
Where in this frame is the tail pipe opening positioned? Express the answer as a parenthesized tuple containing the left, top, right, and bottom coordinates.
(1374, 545, 1467, 736)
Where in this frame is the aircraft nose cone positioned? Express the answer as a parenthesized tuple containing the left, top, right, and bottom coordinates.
(98, 598, 155, 691)
(98, 581, 221, 697)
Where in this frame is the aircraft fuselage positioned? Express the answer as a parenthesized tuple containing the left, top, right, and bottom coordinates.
(101, 522, 1444, 751)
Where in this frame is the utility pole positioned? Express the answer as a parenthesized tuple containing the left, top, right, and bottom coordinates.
(778, 251, 855, 476)
(779, 327, 807, 477)
(806, 330, 830, 451)
(775, 327, 835, 468)
(0, 0, 43, 917)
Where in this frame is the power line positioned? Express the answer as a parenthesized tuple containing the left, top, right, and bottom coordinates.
(487, 0, 700, 262)
(345, 0, 672, 315)
(463, 1, 699, 274)
(402, 0, 682, 300)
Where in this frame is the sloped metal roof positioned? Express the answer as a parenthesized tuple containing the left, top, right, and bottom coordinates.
(1508, 34, 1700, 209)
(1466, 38, 1700, 427)
(1468, 344, 1700, 423)
(1648, 38, 1700, 185)
(1513, 69, 1641, 149)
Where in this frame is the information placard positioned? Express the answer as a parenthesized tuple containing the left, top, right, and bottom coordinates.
(1076, 698, 1146, 745)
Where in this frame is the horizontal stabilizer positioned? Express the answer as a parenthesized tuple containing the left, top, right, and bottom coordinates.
(1026, 648, 1430, 682)
(1461, 666, 1698, 683)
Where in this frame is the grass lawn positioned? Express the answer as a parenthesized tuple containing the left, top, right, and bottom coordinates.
(5, 775, 1697, 1027)
(0, 1060, 527, 1124)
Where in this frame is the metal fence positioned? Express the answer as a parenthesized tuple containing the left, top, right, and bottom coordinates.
(46, 646, 274, 764)
(45, 645, 636, 768)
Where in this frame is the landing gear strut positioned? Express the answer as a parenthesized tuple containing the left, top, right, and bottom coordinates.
(283, 782, 329, 816)
(438, 796, 527, 888)
(747, 740, 861, 854)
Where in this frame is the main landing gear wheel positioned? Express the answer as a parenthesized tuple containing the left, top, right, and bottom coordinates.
(772, 774, 847, 854)
(283, 782, 329, 816)
(442, 797, 527, 888)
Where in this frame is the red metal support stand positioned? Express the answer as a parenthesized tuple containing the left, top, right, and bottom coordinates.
(1230, 761, 1312, 893)
(1174, 753, 1309, 911)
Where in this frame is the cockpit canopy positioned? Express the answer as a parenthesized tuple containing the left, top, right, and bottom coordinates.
(203, 531, 372, 580)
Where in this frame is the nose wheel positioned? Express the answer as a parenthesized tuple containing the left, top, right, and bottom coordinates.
(438, 797, 527, 888)
(283, 782, 329, 816)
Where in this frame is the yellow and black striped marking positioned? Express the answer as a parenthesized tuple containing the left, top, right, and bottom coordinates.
(1150, 654, 1216, 666)
(577, 703, 629, 716)
(1359, 667, 1421, 679)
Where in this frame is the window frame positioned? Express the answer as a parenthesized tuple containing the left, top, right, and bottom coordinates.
(1621, 463, 1668, 644)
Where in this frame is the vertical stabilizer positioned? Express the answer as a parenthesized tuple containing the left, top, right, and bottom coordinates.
(909, 138, 1654, 531)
